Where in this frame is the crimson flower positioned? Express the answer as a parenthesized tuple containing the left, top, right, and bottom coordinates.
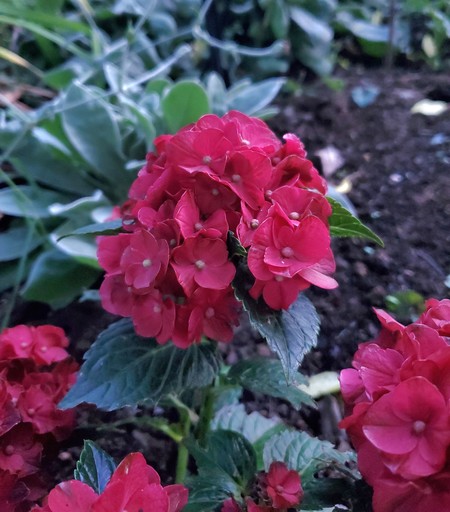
(97, 111, 338, 346)
(99, 274, 134, 317)
(0, 325, 69, 365)
(0, 469, 30, 512)
(39, 480, 97, 512)
(363, 377, 450, 479)
(245, 499, 272, 512)
(171, 237, 235, 296)
(34, 453, 188, 512)
(167, 126, 232, 176)
(172, 288, 241, 347)
(340, 301, 450, 512)
(131, 290, 176, 342)
(419, 298, 450, 336)
(221, 497, 242, 512)
(352, 343, 404, 400)
(372, 472, 450, 512)
(266, 461, 303, 509)
(174, 190, 228, 239)
(0, 424, 42, 477)
(213, 149, 271, 209)
(0, 377, 20, 437)
(270, 186, 331, 226)
(250, 274, 310, 310)
(221, 111, 281, 154)
(120, 229, 169, 290)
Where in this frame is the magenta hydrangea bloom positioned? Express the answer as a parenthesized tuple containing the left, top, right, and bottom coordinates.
(97, 111, 336, 347)
(340, 299, 450, 512)
(33, 453, 188, 512)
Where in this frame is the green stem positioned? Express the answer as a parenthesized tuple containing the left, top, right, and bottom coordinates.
(175, 407, 191, 484)
(196, 387, 215, 446)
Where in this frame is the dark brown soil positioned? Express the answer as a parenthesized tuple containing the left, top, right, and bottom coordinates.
(271, 67, 449, 373)
(7, 67, 450, 494)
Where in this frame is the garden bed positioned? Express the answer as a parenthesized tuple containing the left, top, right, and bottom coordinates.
(5, 67, 450, 494)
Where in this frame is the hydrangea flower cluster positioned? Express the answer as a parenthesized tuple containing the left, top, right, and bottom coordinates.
(221, 462, 303, 511)
(33, 452, 188, 512)
(98, 111, 336, 348)
(340, 298, 450, 512)
(0, 325, 78, 512)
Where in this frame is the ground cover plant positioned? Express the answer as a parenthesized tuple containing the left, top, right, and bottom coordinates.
(0, 1, 449, 511)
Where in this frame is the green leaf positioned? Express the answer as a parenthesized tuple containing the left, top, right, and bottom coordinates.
(162, 81, 210, 133)
(21, 249, 100, 308)
(0, 2, 91, 33)
(185, 430, 257, 511)
(0, 15, 87, 58)
(263, 430, 356, 481)
(8, 128, 95, 196)
(74, 440, 116, 494)
(184, 468, 240, 512)
(210, 385, 243, 413)
(233, 262, 320, 380)
(60, 319, 221, 411)
(0, 185, 72, 219)
(290, 6, 333, 43)
(205, 72, 227, 115)
(145, 78, 172, 95)
(212, 404, 285, 470)
(226, 78, 285, 116)
(326, 185, 356, 215)
(57, 219, 123, 240)
(0, 257, 34, 293)
(343, 18, 389, 43)
(294, 37, 334, 76)
(270, 0, 290, 39)
(327, 197, 384, 246)
(212, 404, 281, 445)
(0, 226, 43, 262)
(52, 233, 99, 268)
(61, 84, 128, 191)
(187, 430, 257, 484)
(228, 358, 316, 409)
(227, 231, 247, 258)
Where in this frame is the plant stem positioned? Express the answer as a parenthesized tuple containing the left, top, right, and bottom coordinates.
(175, 407, 191, 484)
(196, 387, 215, 446)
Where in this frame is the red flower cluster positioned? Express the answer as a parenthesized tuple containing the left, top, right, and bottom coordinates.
(340, 298, 450, 512)
(33, 452, 188, 512)
(222, 461, 303, 511)
(98, 111, 336, 347)
(0, 325, 78, 511)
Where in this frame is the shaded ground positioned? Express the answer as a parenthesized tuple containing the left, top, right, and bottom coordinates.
(6, 68, 450, 491)
(273, 68, 449, 373)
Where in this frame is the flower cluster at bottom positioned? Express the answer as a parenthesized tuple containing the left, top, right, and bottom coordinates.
(221, 462, 303, 512)
(32, 452, 188, 512)
(0, 324, 78, 512)
(339, 298, 450, 512)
